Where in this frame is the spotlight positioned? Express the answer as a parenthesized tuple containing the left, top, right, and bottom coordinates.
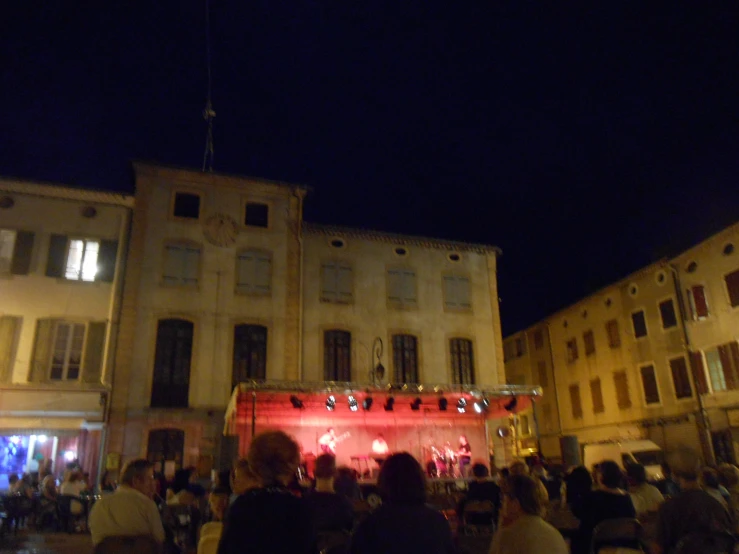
(348, 395, 358, 412)
(362, 396, 373, 411)
(457, 398, 467, 413)
(473, 397, 489, 414)
(438, 397, 448, 411)
(504, 396, 518, 412)
(410, 397, 422, 411)
(289, 395, 304, 409)
(473, 401, 482, 414)
(326, 395, 336, 411)
(384, 397, 395, 411)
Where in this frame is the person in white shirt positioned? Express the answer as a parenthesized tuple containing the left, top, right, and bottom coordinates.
(59, 471, 87, 515)
(371, 434, 389, 456)
(88, 459, 165, 546)
(627, 463, 664, 515)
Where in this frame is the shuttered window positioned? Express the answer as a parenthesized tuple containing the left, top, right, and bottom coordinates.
(0, 316, 21, 383)
(566, 339, 578, 363)
(659, 299, 678, 329)
(705, 343, 739, 392)
(632, 311, 647, 338)
(533, 329, 544, 350)
(640, 365, 660, 404)
(614, 370, 631, 409)
(320, 261, 353, 303)
(151, 319, 193, 408)
(537, 360, 548, 388)
(387, 269, 417, 308)
(687, 285, 709, 320)
(443, 275, 472, 310)
(49, 322, 85, 380)
(590, 378, 605, 413)
(726, 270, 739, 307)
(606, 319, 621, 348)
(236, 251, 271, 295)
(65, 239, 100, 281)
(569, 384, 583, 419)
(583, 330, 596, 356)
(163, 244, 200, 286)
(324, 330, 351, 381)
(392, 334, 419, 384)
(450, 338, 475, 385)
(669, 357, 693, 399)
(232, 324, 267, 388)
(0, 230, 35, 275)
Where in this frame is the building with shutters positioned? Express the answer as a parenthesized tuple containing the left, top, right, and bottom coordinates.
(0, 179, 132, 483)
(504, 220, 739, 464)
(106, 163, 506, 475)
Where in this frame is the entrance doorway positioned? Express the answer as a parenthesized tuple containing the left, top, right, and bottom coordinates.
(147, 429, 184, 479)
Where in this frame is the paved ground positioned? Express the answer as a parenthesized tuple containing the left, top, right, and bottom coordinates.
(0, 531, 92, 554)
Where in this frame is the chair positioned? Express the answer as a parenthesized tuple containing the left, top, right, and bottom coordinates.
(56, 494, 86, 533)
(317, 530, 351, 554)
(672, 532, 736, 554)
(2, 494, 33, 534)
(197, 534, 220, 554)
(199, 521, 222, 540)
(462, 500, 496, 536)
(590, 518, 644, 554)
(93, 535, 162, 554)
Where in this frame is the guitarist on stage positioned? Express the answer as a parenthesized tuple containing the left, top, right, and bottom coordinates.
(319, 428, 338, 455)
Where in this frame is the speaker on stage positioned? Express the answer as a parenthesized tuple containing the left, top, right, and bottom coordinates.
(560, 435, 580, 467)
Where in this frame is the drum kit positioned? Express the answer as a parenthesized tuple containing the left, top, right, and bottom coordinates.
(429, 444, 459, 478)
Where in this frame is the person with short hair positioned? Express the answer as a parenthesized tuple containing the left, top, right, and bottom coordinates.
(229, 458, 259, 505)
(457, 463, 501, 525)
(88, 459, 165, 546)
(717, 463, 739, 529)
(217, 431, 315, 554)
(627, 463, 663, 515)
(303, 454, 354, 532)
(349, 452, 456, 554)
(489, 475, 568, 554)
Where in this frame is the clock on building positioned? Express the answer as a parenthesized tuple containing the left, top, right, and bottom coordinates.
(203, 213, 238, 247)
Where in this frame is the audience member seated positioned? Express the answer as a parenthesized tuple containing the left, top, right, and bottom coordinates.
(627, 463, 664, 516)
(701, 467, 730, 509)
(217, 430, 315, 554)
(571, 460, 636, 554)
(509, 461, 549, 513)
(99, 470, 117, 493)
(229, 458, 259, 505)
(653, 447, 733, 554)
(457, 463, 501, 525)
(489, 475, 568, 554)
(334, 466, 362, 502)
(655, 462, 680, 498)
(564, 466, 593, 509)
(348, 452, 456, 554)
(13, 473, 35, 498)
(208, 487, 230, 522)
(168, 468, 205, 507)
(60, 470, 88, 516)
(717, 463, 739, 529)
(88, 459, 165, 547)
(37, 475, 59, 529)
(303, 454, 354, 533)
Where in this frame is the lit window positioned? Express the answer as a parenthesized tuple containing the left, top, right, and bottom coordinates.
(65, 239, 100, 281)
(50, 322, 85, 380)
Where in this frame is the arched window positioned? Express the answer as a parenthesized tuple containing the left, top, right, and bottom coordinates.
(450, 338, 475, 385)
(392, 334, 419, 384)
(232, 324, 267, 388)
(324, 330, 351, 381)
(151, 319, 193, 408)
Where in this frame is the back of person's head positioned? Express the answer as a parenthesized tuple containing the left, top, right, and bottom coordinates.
(500, 468, 510, 479)
(701, 467, 721, 489)
(247, 430, 300, 486)
(8, 474, 18, 485)
(314, 454, 336, 480)
(472, 463, 489, 479)
(626, 463, 647, 485)
(215, 469, 232, 493)
(718, 464, 739, 489)
(567, 466, 593, 491)
(661, 462, 672, 478)
(172, 468, 192, 493)
(69, 471, 80, 483)
(598, 460, 624, 489)
(378, 452, 426, 505)
(502, 475, 542, 516)
(120, 459, 153, 487)
(509, 461, 528, 476)
(668, 447, 701, 482)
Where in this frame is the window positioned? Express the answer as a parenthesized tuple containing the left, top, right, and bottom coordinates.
(687, 285, 709, 320)
(443, 275, 472, 310)
(614, 370, 631, 409)
(245, 202, 269, 228)
(64, 239, 99, 281)
(232, 324, 267, 388)
(537, 360, 548, 388)
(640, 365, 660, 404)
(163, 244, 200, 286)
(590, 378, 604, 413)
(566, 338, 578, 363)
(387, 269, 417, 308)
(704, 343, 739, 392)
(0, 230, 16, 273)
(514, 337, 526, 357)
(659, 299, 678, 329)
(450, 338, 475, 385)
(669, 357, 693, 399)
(503, 341, 515, 362)
(532, 329, 544, 350)
(49, 322, 85, 380)
(324, 330, 351, 381)
(541, 404, 552, 431)
(392, 334, 419, 383)
(151, 319, 193, 408)
(632, 311, 647, 338)
(725, 270, 739, 307)
(146, 429, 184, 476)
(236, 251, 271, 295)
(519, 415, 530, 436)
(583, 330, 596, 356)
(606, 319, 621, 348)
(173, 192, 200, 219)
(569, 384, 583, 419)
(320, 261, 353, 303)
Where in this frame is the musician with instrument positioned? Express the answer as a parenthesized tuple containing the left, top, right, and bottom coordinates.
(318, 428, 350, 455)
(371, 433, 390, 467)
(457, 435, 472, 477)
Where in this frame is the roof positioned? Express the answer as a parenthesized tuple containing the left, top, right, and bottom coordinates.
(304, 222, 502, 255)
(0, 178, 134, 208)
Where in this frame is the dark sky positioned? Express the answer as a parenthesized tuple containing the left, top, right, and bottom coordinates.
(3, 2, 739, 334)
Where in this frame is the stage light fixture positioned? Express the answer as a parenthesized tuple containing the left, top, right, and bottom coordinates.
(473, 401, 482, 413)
(438, 397, 448, 411)
(410, 397, 422, 411)
(363, 396, 373, 411)
(348, 395, 358, 412)
(504, 396, 518, 412)
(289, 395, 304, 409)
(326, 395, 336, 411)
(384, 397, 395, 411)
(457, 398, 467, 413)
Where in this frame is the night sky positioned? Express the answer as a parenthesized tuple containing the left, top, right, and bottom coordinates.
(3, 2, 739, 334)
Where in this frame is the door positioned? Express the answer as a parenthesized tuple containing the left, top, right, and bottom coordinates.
(146, 428, 185, 477)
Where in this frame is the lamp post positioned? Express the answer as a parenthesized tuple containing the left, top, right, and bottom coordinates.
(371, 337, 385, 386)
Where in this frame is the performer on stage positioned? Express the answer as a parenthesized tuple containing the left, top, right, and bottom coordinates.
(370, 433, 389, 468)
(457, 435, 472, 477)
(318, 428, 338, 455)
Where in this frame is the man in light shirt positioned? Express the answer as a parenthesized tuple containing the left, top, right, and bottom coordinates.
(89, 459, 165, 546)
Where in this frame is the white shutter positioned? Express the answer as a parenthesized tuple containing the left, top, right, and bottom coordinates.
(183, 247, 200, 285)
(456, 276, 471, 309)
(236, 252, 254, 292)
(163, 245, 182, 284)
(443, 275, 458, 308)
(401, 270, 416, 305)
(336, 263, 353, 303)
(321, 263, 337, 301)
(387, 269, 402, 303)
(254, 253, 271, 294)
